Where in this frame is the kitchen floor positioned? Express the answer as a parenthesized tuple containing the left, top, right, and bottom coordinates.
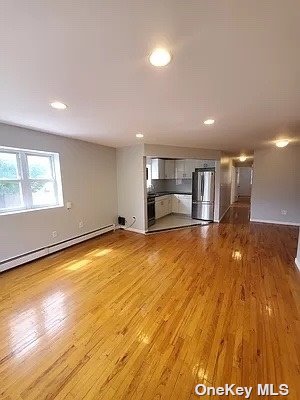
(148, 213, 209, 232)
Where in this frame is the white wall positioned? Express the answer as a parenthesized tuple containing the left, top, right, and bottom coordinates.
(230, 166, 237, 204)
(218, 154, 232, 221)
(296, 231, 300, 270)
(144, 144, 221, 160)
(116, 145, 146, 232)
(251, 145, 300, 225)
(0, 123, 117, 262)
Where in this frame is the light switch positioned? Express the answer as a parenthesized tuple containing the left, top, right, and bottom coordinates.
(66, 201, 72, 210)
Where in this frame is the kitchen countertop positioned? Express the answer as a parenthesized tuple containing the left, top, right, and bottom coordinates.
(148, 192, 192, 197)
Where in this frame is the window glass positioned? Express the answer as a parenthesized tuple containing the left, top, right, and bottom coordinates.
(0, 182, 23, 210)
(0, 153, 19, 179)
(27, 155, 53, 179)
(31, 181, 56, 206)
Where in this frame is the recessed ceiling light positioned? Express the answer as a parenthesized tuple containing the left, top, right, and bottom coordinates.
(136, 133, 144, 138)
(50, 101, 67, 110)
(275, 139, 289, 148)
(149, 48, 171, 67)
(204, 119, 215, 125)
(239, 155, 247, 162)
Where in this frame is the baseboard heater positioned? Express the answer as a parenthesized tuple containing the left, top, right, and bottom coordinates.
(0, 224, 115, 273)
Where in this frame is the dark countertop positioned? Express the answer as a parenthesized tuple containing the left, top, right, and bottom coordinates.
(148, 191, 192, 197)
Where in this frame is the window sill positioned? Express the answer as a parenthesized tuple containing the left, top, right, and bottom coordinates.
(0, 204, 64, 216)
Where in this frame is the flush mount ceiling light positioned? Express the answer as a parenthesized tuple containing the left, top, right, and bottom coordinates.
(50, 101, 67, 110)
(239, 155, 247, 162)
(275, 139, 289, 148)
(204, 119, 215, 125)
(149, 48, 171, 67)
(136, 133, 144, 138)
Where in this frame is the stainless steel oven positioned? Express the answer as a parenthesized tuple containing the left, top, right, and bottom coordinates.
(147, 195, 155, 227)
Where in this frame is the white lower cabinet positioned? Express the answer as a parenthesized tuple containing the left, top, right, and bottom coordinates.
(172, 194, 192, 215)
(172, 195, 179, 213)
(155, 194, 192, 219)
(178, 196, 192, 215)
(155, 195, 172, 219)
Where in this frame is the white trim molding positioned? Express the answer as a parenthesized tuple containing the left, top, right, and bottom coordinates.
(121, 227, 146, 234)
(0, 224, 114, 272)
(250, 218, 300, 227)
(217, 205, 231, 223)
(295, 258, 300, 271)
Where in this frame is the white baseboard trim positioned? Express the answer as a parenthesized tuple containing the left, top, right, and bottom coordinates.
(295, 258, 300, 271)
(250, 218, 300, 227)
(0, 224, 115, 272)
(121, 227, 146, 234)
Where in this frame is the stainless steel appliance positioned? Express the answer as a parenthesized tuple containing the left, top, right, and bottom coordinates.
(192, 168, 215, 221)
(147, 194, 155, 227)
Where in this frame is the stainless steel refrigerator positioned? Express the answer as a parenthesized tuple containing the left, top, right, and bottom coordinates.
(192, 168, 215, 221)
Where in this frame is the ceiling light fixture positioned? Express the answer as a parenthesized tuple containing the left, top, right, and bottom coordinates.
(50, 101, 67, 110)
(239, 155, 247, 162)
(136, 133, 144, 138)
(149, 48, 171, 67)
(275, 139, 289, 148)
(204, 119, 215, 125)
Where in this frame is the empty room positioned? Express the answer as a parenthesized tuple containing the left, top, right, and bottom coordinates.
(0, 1, 300, 399)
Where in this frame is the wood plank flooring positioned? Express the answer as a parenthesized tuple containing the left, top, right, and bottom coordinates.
(0, 203, 299, 399)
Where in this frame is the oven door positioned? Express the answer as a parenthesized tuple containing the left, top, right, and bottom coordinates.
(147, 200, 155, 227)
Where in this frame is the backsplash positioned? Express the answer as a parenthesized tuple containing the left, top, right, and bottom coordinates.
(150, 179, 192, 193)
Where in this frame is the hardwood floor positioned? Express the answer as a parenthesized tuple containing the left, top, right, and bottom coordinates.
(1, 204, 299, 399)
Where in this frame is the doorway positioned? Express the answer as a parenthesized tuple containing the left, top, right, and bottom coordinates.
(237, 167, 252, 198)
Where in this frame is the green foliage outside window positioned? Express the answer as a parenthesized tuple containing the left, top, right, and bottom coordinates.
(0, 160, 46, 195)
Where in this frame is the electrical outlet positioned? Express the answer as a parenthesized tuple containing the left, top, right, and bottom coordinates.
(118, 216, 126, 226)
(281, 209, 287, 215)
(79, 221, 84, 228)
(52, 231, 57, 238)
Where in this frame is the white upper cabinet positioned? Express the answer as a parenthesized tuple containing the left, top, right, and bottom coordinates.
(184, 160, 197, 179)
(164, 160, 175, 179)
(151, 158, 165, 179)
(175, 159, 197, 179)
(151, 158, 215, 180)
(175, 160, 185, 179)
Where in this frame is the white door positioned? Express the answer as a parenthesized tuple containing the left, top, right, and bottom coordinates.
(151, 159, 165, 179)
(161, 199, 168, 217)
(172, 195, 179, 213)
(237, 167, 252, 196)
(178, 198, 187, 214)
(184, 160, 196, 179)
(155, 200, 163, 219)
(177, 195, 191, 214)
(164, 160, 175, 179)
(167, 196, 172, 214)
(175, 160, 185, 179)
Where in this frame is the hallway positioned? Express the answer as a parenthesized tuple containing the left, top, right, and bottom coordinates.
(0, 204, 299, 399)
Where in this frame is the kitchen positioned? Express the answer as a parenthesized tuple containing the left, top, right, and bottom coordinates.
(146, 157, 216, 232)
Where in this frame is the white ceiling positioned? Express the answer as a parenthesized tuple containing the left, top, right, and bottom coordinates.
(1, 1, 300, 153)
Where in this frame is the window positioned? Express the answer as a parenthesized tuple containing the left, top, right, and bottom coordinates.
(0, 147, 63, 214)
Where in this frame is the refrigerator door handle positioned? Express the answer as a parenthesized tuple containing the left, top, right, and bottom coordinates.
(201, 173, 204, 200)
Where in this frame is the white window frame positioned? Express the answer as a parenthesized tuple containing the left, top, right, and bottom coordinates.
(0, 146, 64, 215)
